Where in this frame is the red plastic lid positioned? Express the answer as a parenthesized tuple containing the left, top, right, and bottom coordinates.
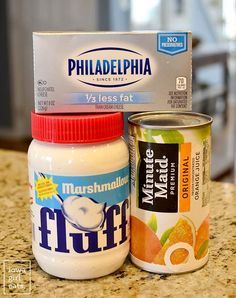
(31, 112, 124, 144)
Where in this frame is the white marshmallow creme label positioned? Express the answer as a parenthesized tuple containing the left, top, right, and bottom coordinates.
(30, 166, 130, 255)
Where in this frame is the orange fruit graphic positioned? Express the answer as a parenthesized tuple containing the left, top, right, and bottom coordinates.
(194, 216, 209, 259)
(153, 217, 195, 265)
(131, 216, 162, 263)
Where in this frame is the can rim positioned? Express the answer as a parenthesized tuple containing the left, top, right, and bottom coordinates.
(128, 111, 213, 130)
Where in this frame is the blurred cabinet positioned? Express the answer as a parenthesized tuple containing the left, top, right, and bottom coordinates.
(192, 46, 229, 123)
(192, 45, 235, 180)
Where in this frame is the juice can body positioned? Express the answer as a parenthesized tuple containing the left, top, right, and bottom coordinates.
(128, 112, 212, 274)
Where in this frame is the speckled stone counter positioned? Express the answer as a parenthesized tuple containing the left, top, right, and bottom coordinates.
(0, 150, 235, 297)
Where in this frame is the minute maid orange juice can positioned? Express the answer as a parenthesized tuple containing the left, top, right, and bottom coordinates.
(128, 112, 212, 274)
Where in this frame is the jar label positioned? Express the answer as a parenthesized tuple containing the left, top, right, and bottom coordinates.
(30, 166, 130, 255)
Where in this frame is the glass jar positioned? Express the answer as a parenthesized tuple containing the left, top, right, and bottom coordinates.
(28, 112, 130, 279)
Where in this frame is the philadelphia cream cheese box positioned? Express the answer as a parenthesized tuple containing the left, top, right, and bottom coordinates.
(33, 31, 192, 113)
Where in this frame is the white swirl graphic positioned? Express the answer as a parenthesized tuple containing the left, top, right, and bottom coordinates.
(62, 195, 106, 232)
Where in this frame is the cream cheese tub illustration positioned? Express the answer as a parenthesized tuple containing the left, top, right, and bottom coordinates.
(28, 112, 130, 279)
(128, 111, 212, 274)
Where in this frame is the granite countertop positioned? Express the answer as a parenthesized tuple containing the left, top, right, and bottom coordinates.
(0, 150, 235, 297)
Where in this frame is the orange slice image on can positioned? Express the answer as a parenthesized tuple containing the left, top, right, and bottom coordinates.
(195, 216, 209, 260)
(153, 216, 196, 265)
(131, 215, 162, 263)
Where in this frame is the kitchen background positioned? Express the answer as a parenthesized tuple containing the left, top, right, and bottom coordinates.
(0, 0, 235, 182)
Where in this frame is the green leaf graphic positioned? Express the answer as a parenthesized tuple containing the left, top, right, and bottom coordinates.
(160, 227, 174, 246)
(143, 130, 156, 142)
(160, 131, 184, 144)
(196, 240, 209, 259)
(142, 129, 184, 144)
(147, 214, 157, 233)
(194, 126, 211, 141)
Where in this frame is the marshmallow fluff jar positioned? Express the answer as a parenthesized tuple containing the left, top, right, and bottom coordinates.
(28, 112, 130, 279)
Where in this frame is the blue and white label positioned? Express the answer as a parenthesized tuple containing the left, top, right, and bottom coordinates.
(157, 33, 188, 55)
(31, 166, 130, 255)
(67, 92, 155, 105)
(67, 47, 153, 88)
